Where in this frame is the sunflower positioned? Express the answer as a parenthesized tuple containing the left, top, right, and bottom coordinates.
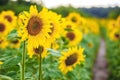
(0, 17, 10, 38)
(107, 20, 117, 32)
(66, 12, 86, 27)
(1, 10, 17, 29)
(79, 25, 89, 34)
(87, 42, 94, 48)
(8, 39, 21, 48)
(61, 19, 77, 30)
(45, 11, 61, 46)
(59, 46, 85, 74)
(0, 61, 3, 65)
(18, 5, 52, 47)
(27, 43, 49, 58)
(109, 28, 120, 41)
(63, 28, 83, 46)
(67, 12, 80, 24)
(86, 19, 99, 35)
(0, 38, 8, 49)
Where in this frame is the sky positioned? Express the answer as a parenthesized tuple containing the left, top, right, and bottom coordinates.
(40, 0, 120, 8)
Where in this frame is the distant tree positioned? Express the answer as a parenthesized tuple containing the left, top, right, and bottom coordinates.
(108, 8, 120, 19)
(17, 0, 25, 4)
(0, 0, 9, 5)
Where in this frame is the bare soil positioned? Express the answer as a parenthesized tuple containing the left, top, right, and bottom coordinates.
(93, 39, 108, 80)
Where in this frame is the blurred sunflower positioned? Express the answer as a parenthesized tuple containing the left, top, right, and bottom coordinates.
(1, 10, 17, 29)
(86, 19, 99, 35)
(107, 20, 116, 32)
(0, 18, 10, 38)
(0, 61, 3, 65)
(87, 42, 94, 48)
(45, 11, 61, 46)
(18, 5, 51, 47)
(80, 25, 89, 34)
(59, 46, 85, 74)
(63, 28, 83, 46)
(0, 38, 8, 49)
(8, 39, 20, 48)
(66, 12, 81, 25)
(27, 43, 49, 58)
(109, 28, 120, 41)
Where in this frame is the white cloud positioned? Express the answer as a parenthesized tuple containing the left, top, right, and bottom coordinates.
(42, 0, 120, 8)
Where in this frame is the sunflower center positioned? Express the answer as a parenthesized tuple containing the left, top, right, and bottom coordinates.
(27, 16, 43, 36)
(66, 32, 75, 41)
(115, 33, 120, 38)
(5, 15, 12, 22)
(71, 17, 77, 22)
(34, 46, 44, 54)
(65, 53, 78, 66)
(11, 40, 19, 44)
(0, 23, 5, 32)
(48, 23, 54, 35)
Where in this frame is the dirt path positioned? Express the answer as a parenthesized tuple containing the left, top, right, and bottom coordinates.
(93, 39, 108, 80)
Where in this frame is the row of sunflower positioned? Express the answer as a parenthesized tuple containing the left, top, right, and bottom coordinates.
(0, 5, 100, 80)
(100, 16, 120, 80)
(106, 16, 120, 80)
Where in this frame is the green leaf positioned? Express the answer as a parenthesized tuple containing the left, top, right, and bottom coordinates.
(0, 75, 13, 80)
(7, 30, 18, 40)
(47, 49, 61, 57)
(2, 56, 21, 69)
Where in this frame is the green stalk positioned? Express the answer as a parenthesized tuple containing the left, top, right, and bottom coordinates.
(38, 53, 42, 80)
(21, 41, 26, 80)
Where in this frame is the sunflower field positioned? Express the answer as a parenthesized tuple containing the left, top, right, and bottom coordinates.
(0, 0, 120, 80)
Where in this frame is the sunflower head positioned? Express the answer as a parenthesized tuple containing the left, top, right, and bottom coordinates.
(43, 11, 62, 46)
(8, 39, 21, 48)
(1, 10, 17, 29)
(62, 18, 78, 30)
(66, 12, 84, 26)
(59, 46, 85, 74)
(27, 43, 49, 58)
(63, 28, 83, 46)
(1, 10, 15, 22)
(108, 28, 120, 41)
(34, 46, 44, 55)
(18, 5, 52, 49)
(107, 20, 116, 32)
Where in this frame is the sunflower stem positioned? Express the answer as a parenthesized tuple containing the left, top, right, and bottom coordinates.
(39, 53, 42, 80)
(21, 41, 26, 80)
